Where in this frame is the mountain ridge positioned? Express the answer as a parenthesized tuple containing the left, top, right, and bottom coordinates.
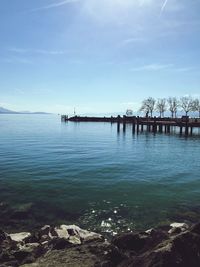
(0, 107, 50, 114)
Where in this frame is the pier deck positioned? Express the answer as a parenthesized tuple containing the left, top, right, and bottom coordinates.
(61, 115, 200, 136)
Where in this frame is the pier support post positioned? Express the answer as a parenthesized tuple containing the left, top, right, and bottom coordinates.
(153, 123, 157, 133)
(185, 125, 189, 136)
(136, 123, 139, 133)
(132, 122, 135, 133)
(117, 115, 121, 133)
(117, 122, 120, 132)
(123, 115, 126, 132)
(123, 122, 126, 132)
(190, 127, 193, 136)
(180, 126, 183, 135)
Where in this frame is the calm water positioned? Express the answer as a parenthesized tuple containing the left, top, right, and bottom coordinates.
(0, 114, 200, 234)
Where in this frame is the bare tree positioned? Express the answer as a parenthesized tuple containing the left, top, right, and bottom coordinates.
(192, 98, 200, 117)
(140, 97, 156, 117)
(180, 96, 194, 116)
(156, 98, 167, 117)
(167, 97, 179, 118)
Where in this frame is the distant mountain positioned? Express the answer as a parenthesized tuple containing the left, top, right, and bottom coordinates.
(0, 107, 50, 114)
(0, 107, 18, 114)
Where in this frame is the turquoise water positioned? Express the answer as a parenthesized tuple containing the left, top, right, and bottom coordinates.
(0, 115, 200, 234)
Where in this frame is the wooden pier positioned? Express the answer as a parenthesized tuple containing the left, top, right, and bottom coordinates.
(61, 115, 200, 136)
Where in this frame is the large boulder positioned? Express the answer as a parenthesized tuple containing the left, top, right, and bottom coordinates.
(112, 232, 148, 252)
(119, 225, 200, 267)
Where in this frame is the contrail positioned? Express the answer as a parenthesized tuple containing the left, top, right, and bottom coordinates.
(160, 0, 168, 15)
(31, 0, 79, 12)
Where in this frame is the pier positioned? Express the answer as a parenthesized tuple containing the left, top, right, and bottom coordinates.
(61, 115, 200, 136)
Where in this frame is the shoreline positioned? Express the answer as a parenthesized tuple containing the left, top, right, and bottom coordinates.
(1, 220, 200, 266)
(1, 201, 200, 238)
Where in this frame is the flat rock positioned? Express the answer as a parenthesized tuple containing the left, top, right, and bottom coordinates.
(168, 222, 189, 234)
(60, 225, 102, 243)
(170, 222, 188, 229)
(10, 232, 31, 242)
(54, 225, 70, 240)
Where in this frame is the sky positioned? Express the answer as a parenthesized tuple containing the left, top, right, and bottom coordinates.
(0, 0, 200, 114)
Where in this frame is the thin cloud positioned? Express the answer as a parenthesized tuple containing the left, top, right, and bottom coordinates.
(8, 48, 67, 55)
(130, 64, 195, 72)
(173, 67, 193, 72)
(31, 0, 79, 12)
(160, 0, 168, 15)
(8, 48, 28, 53)
(130, 63, 173, 72)
(3, 57, 33, 64)
(120, 37, 145, 46)
(34, 49, 66, 55)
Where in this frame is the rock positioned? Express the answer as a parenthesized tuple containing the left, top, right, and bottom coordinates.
(170, 222, 189, 229)
(103, 244, 127, 266)
(145, 228, 154, 235)
(13, 250, 33, 263)
(9, 232, 31, 242)
(168, 222, 189, 234)
(168, 227, 182, 235)
(40, 225, 50, 236)
(40, 234, 49, 243)
(18, 243, 40, 253)
(0, 229, 7, 242)
(191, 222, 200, 235)
(4, 222, 200, 267)
(77, 227, 102, 243)
(48, 237, 72, 250)
(68, 235, 81, 245)
(112, 232, 148, 252)
(59, 225, 102, 243)
(119, 227, 200, 267)
(54, 225, 70, 240)
(20, 241, 111, 267)
(0, 260, 19, 267)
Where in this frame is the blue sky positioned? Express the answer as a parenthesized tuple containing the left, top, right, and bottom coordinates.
(0, 0, 200, 114)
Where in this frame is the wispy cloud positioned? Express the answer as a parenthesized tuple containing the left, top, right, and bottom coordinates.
(3, 57, 33, 64)
(130, 64, 195, 73)
(160, 0, 168, 16)
(130, 63, 173, 72)
(31, 0, 79, 12)
(120, 37, 145, 46)
(173, 67, 194, 72)
(8, 47, 67, 55)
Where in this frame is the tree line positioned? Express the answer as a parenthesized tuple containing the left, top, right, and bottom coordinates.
(139, 96, 200, 118)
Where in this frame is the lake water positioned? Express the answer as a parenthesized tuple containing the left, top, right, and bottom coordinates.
(0, 114, 200, 235)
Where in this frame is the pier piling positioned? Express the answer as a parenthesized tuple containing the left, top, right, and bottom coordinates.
(62, 115, 200, 137)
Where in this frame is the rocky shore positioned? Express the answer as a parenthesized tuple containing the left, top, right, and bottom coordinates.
(1, 221, 200, 267)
